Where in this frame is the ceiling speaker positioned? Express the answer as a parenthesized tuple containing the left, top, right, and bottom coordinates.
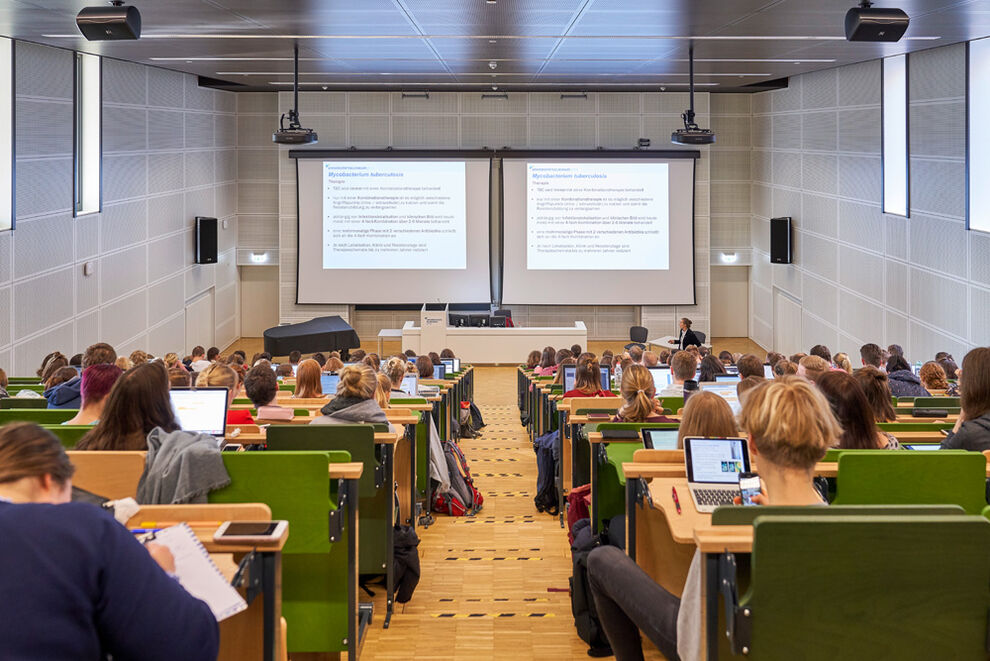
(845, 2, 909, 42)
(76, 3, 142, 41)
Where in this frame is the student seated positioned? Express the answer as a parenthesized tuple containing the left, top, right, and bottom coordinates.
(735, 354, 765, 380)
(416, 355, 435, 380)
(698, 355, 726, 382)
(612, 365, 676, 423)
(587, 377, 836, 661)
(311, 364, 393, 430)
(676, 390, 737, 448)
(76, 363, 185, 451)
(552, 357, 577, 387)
(275, 363, 293, 379)
(44, 366, 78, 392)
(383, 356, 410, 399)
(245, 363, 293, 421)
(0, 423, 219, 660)
(809, 344, 832, 366)
(797, 355, 829, 382)
(718, 350, 734, 366)
(197, 363, 253, 425)
(292, 359, 325, 399)
(852, 366, 898, 424)
(736, 375, 765, 408)
(364, 353, 381, 372)
(643, 351, 659, 368)
(375, 373, 392, 410)
(288, 350, 301, 370)
(885, 355, 930, 397)
(659, 351, 697, 397)
(533, 346, 557, 376)
(941, 348, 990, 451)
(526, 350, 541, 370)
(833, 352, 853, 374)
(773, 359, 798, 378)
(188, 346, 210, 372)
(563, 358, 616, 399)
(37, 351, 67, 379)
(817, 371, 899, 449)
(168, 367, 192, 388)
(63, 364, 123, 426)
(919, 361, 949, 392)
(45, 343, 118, 410)
(0, 367, 7, 399)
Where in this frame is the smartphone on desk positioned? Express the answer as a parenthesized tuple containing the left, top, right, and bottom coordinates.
(738, 472, 761, 506)
(213, 521, 287, 544)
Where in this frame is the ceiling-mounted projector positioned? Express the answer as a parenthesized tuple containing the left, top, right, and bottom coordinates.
(76, 1, 141, 41)
(273, 43, 318, 145)
(671, 43, 716, 146)
(845, 1, 909, 42)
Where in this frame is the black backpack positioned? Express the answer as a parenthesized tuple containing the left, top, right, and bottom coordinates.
(569, 518, 612, 656)
(393, 523, 421, 603)
(533, 430, 559, 515)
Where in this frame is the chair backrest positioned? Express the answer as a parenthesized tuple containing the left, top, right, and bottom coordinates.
(0, 408, 76, 423)
(265, 424, 380, 498)
(46, 425, 92, 449)
(0, 398, 50, 410)
(833, 450, 988, 514)
(67, 451, 146, 500)
(743, 515, 990, 659)
(914, 396, 960, 409)
(712, 503, 965, 525)
(694, 331, 706, 345)
(877, 422, 953, 432)
(629, 326, 648, 343)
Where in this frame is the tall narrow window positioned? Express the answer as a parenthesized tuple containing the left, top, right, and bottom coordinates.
(882, 54, 908, 217)
(74, 52, 100, 216)
(0, 38, 12, 231)
(969, 38, 990, 233)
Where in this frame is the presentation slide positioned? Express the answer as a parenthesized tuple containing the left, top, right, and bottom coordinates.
(526, 162, 669, 271)
(501, 157, 697, 305)
(295, 156, 492, 305)
(322, 161, 466, 270)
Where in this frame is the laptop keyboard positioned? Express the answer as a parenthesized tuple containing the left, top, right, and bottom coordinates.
(694, 488, 735, 507)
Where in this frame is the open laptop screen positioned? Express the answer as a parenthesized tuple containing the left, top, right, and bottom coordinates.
(169, 387, 229, 437)
(400, 374, 418, 396)
(684, 437, 750, 484)
(714, 374, 741, 384)
(648, 366, 672, 391)
(642, 428, 679, 450)
(764, 363, 774, 378)
(563, 365, 610, 393)
(442, 358, 461, 373)
(320, 373, 340, 395)
(433, 364, 446, 380)
(701, 382, 742, 414)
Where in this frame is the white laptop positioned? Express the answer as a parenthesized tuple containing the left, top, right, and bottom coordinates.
(400, 374, 418, 396)
(169, 387, 229, 439)
(683, 437, 751, 513)
(763, 363, 774, 378)
(320, 373, 340, 395)
(700, 382, 743, 415)
(641, 427, 680, 450)
(648, 366, 672, 391)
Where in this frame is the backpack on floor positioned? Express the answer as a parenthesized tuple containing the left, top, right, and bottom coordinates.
(570, 518, 612, 656)
(533, 430, 559, 516)
(433, 440, 484, 516)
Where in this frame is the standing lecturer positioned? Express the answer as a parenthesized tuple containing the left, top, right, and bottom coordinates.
(668, 317, 702, 350)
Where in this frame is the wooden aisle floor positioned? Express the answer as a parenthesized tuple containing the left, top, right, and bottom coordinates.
(358, 366, 666, 660)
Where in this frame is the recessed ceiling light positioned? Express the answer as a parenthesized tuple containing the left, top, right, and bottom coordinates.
(486, 0, 497, 4)
(489, 39, 497, 44)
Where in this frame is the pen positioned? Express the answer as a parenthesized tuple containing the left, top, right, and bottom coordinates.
(138, 521, 221, 528)
(130, 528, 163, 534)
(671, 486, 682, 515)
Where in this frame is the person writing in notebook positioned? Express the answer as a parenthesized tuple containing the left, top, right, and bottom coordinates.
(0, 423, 219, 660)
(587, 377, 837, 661)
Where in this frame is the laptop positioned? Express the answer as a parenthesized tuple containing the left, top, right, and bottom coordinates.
(683, 437, 751, 513)
(441, 358, 461, 373)
(700, 382, 743, 415)
(904, 443, 941, 451)
(648, 366, 672, 391)
(169, 387, 229, 439)
(642, 427, 680, 450)
(563, 365, 611, 393)
(725, 365, 739, 375)
(714, 374, 741, 384)
(400, 373, 418, 396)
(320, 373, 340, 395)
(763, 363, 774, 378)
(433, 364, 447, 380)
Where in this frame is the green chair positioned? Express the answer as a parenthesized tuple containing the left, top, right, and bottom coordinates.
(279, 384, 296, 392)
(720, 514, 990, 659)
(712, 503, 965, 525)
(209, 451, 361, 658)
(914, 396, 961, 408)
(877, 422, 954, 432)
(0, 409, 76, 423)
(832, 451, 987, 514)
(8, 384, 46, 395)
(44, 425, 92, 449)
(389, 398, 431, 508)
(264, 424, 397, 626)
(0, 398, 50, 410)
(7, 377, 42, 385)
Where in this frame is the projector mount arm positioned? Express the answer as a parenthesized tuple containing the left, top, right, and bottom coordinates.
(681, 41, 700, 131)
(281, 42, 303, 130)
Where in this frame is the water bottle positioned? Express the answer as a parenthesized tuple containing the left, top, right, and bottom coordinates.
(914, 361, 922, 376)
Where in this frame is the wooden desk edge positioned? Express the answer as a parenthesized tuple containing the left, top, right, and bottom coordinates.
(329, 462, 364, 480)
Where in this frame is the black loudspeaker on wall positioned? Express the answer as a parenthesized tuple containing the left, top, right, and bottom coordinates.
(195, 216, 218, 264)
(770, 216, 792, 264)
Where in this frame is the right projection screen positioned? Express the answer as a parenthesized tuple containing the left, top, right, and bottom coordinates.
(501, 156, 697, 305)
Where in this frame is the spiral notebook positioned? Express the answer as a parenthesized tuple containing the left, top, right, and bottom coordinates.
(153, 523, 248, 621)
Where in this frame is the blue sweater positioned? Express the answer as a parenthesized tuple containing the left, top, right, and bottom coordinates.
(0, 501, 219, 660)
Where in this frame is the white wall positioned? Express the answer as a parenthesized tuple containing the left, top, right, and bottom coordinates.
(750, 43, 990, 361)
(0, 43, 239, 374)
(711, 266, 750, 337)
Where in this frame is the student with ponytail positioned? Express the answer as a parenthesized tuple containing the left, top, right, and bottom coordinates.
(563, 357, 616, 399)
(612, 364, 677, 423)
(311, 364, 394, 431)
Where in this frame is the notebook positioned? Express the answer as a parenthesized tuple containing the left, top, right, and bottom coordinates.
(683, 437, 751, 513)
(152, 523, 248, 622)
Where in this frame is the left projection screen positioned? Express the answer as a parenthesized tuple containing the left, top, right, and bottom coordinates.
(296, 157, 492, 304)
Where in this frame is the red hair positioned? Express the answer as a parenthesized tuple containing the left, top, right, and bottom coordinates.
(81, 364, 124, 405)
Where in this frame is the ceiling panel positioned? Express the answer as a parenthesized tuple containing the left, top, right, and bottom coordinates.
(1, 0, 989, 91)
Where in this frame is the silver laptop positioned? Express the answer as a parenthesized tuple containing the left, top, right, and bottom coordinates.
(169, 387, 229, 441)
(683, 437, 751, 513)
(641, 427, 680, 450)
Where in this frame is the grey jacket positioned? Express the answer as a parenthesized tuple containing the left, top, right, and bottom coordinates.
(135, 427, 231, 504)
(941, 413, 990, 452)
(311, 397, 395, 432)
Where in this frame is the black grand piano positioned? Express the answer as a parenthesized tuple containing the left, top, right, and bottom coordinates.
(263, 316, 361, 357)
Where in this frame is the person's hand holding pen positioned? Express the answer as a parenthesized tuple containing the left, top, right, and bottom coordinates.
(145, 543, 176, 573)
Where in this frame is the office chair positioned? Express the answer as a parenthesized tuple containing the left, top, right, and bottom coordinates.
(625, 326, 648, 350)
